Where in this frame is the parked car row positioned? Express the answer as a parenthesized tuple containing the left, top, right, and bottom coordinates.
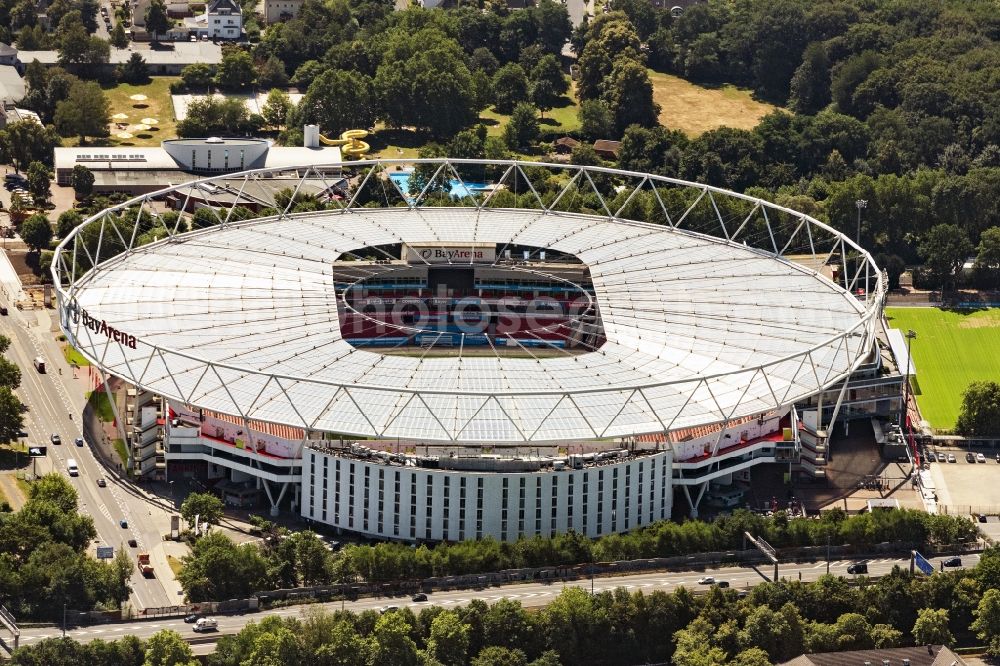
(934, 450, 1000, 463)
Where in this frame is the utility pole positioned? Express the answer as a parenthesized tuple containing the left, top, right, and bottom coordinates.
(62, 604, 66, 637)
(826, 535, 831, 575)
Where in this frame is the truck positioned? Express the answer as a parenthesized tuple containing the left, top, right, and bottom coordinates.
(66, 458, 78, 476)
(33, 356, 45, 373)
(137, 553, 154, 577)
(193, 617, 218, 632)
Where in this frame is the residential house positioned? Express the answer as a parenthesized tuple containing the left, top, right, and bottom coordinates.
(593, 139, 622, 160)
(184, 0, 243, 40)
(264, 0, 304, 23)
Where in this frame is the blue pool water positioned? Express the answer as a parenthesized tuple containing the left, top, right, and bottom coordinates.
(388, 172, 490, 198)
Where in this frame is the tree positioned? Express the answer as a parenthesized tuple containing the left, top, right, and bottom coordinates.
(918, 223, 973, 291)
(299, 69, 377, 136)
(503, 103, 539, 152)
(0, 121, 61, 173)
(28, 472, 79, 513)
(107, 547, 134, 608)
(368, 612, 419, 666)
(57, 210, 84, 238)
(789, 42, 831, 115)
(974, 226, 1000, 288)
(955, 381, 1000, 437)
(70, 165, 94, 199)
(261, 89, 292, 130)
(20, 214, 53, 254)
(427, 611, 471, 666)
(578, 99, 613, 140)
(972, 588, 1000, 657)
(26, 161, 51, 202)
(118, 53, 148, 85)
(180, 492, 224, 529)
(215, 50, 256, 90)
(180, 63, 215, 91)
(314, 619, 368, 666)
(58, 24, 110, 73)
(54, 81, 110, 143)
(0, 387, 25, 444)
(144, 0, 170, 43)
(472, 647, 528, 666)
(0, 357, 22, 391)
(143, 629, 198, 666)
(109, 22, 129, 49)
(177, 532, 269, 601)
(257, 55, 289, 89)
(602, 58, 659, 134)
(912, 608, 953, 647)
(529, 55, 567, 116)
(491, 63, 530, 115)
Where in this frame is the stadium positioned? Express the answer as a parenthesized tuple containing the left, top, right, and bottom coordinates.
(53, 159, 891, 543)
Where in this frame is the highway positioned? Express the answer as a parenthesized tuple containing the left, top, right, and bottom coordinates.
(0, 287, 177, 610)
(11, 552, 980, 651)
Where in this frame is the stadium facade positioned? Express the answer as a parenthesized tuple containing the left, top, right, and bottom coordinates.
(54, 160, 904, 542)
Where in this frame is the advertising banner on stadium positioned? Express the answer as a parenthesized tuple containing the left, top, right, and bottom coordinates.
(404, 243, 496, 264)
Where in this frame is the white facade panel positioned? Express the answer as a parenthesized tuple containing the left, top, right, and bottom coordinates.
(301, 449, 674, 543)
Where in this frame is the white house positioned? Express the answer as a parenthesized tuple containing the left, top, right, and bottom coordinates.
(184, 0, 242, 40)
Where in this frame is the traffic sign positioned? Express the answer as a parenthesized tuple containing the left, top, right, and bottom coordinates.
(914, 551, 934, 575)
(27, 446, 46, 458)
(96, 546, 114, 559)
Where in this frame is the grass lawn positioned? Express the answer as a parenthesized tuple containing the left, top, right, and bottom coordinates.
(647, 70, 781, 136)
(113, 438, 128, 469)
(88, 390, 116, 423)
(16, 475, 32, 496)
(101, 77, 180, 147)
(884, 307, 1000, 431)
(62, 344, 90, 367)
(167, 555, 184, 577)
(480, 88, 581, 138)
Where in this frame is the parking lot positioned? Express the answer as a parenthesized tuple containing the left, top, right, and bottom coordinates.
(928, 447, 1000, 513)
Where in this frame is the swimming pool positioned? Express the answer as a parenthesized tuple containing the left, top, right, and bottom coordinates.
(388, 172, 490, 198)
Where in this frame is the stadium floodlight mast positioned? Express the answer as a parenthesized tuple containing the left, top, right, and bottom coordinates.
(855, 199, 867, 246)
(51, 159, 886, 447)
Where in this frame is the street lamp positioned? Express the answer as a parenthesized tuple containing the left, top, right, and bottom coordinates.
(901, 329, 917, 430)
(855, 199, 867, 247)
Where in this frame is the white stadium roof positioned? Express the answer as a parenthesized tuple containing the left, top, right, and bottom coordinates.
(56, 160, 884, 443)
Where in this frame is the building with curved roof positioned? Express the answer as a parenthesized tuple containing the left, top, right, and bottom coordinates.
(55, 160, 900, 540)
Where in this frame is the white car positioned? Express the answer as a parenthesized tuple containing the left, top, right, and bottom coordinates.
(379, 605, 399, 614)
(947, 453, 956, 463)
(977, 453, 987, 463)
(697, 576, 715, 585)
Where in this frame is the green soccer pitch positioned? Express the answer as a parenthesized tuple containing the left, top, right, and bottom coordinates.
(885, 307, 1000, 431)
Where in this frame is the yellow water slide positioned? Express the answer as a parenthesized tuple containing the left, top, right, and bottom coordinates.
(319, 129, 370, 159)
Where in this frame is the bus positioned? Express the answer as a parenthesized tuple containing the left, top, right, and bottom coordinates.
(67, 459, 79, 476)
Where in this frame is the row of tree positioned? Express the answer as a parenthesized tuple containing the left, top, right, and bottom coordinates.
(0, 474, 135, 620)
(17, 546, 1000, 665)
(0, 335, 26, 446)
(176, 507, 976, 602)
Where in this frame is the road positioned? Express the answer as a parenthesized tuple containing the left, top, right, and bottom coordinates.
(12, 552, 980, 652)
(0, 277, 176, 610)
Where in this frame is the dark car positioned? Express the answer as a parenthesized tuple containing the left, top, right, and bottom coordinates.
(943, 557, 962, 567)
(74, 437, 84, 447)
(119, 519, 128, 528)
(966, 451, 976, 463)
(411, 593, 428, 602)
(50, 434, 61, 445)
(0, 306, 7, 316)
(979, 515, 988, 523)
(184, 614, 202, 623)
(847, 562, 868, 575)
(127, 538, 138, 547)
(716, 581, 730, 588)
(96, 478, 106, 487)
